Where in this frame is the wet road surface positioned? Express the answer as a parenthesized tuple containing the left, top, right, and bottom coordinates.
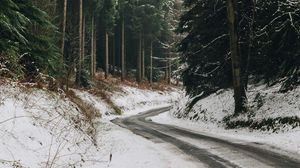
(112, 106, 300, 168)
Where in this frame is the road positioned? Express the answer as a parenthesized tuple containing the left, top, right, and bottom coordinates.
(112, 106, 300, 168)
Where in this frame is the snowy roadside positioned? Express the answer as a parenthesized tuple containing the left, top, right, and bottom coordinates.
(97, 120, 201, 168)
(0, 81, 101, 168)
(110, 86, 180, 117)
(151, 84, 300, 156)
(0, 79, 196, 168)
(73, 85, 202, 168)
(74, 85, 181, 119)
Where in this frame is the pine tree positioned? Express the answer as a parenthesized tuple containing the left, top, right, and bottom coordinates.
(178, 0, 231, 99)
(0, 0, 59, 79)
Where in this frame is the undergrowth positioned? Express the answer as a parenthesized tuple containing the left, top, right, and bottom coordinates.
(88, 88, 122, 115)
(67, 90, 102, 121)
(224, 115, 300, 132)
(94, 72, 172, 92)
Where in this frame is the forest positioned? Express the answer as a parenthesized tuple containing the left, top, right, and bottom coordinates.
(0, 0, 181, 88)
(1, 0, 300, 114)
(1, 0, 300, 167)
(179, 0, 300, 114)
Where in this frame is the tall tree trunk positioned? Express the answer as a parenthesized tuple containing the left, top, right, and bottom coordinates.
(121, 18, 126, 81)
(137, 32, 142, 83)
(168, 51, 171, 84)
(176, 57, 179, 86)
(244, 0, 256, 90)
(227, 0, 247, 114)
(61, 0, 67, 68)
(60, 0, 67, 89)
(91, 14, 95, 78)
(77, 0, 83, 85)
(141, 36, 145, 80)
(112, 35, 115, 75)
(109, 37, 112, 72)
(82, 15, 85, 68)
(165, 51, 168, 81)
(93, 22, 97, 78)
(105, 32, 109, 79)
(149, 40, 153, 85)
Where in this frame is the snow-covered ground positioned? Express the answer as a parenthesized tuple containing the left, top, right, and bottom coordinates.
(151, 84, 300, 156)
(97, 120, 201, 168)
(74, 86, 180, 119)
(111, 86, 180, 117)
(2, 78, 299, 168)
(0, 79, 194, 168)
(0, 81, 101, 168)
(72, 86, 200, 167)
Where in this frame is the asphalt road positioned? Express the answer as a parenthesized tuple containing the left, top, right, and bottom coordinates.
(112, 106, 300, 168)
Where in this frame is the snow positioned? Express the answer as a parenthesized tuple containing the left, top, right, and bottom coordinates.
(73, 89, 114, 116)
(171, 84, 300, 124)
(0, 80, 193, 168)
(99, 120, 202, 168)
(248, 84, 300, 119)
(152, 112, 300, 155)
(2, 77, 299, 167)
(110, 86, 180, 117)
(74, 86, 181, 119)
(0, 82, 102, 167)
(151, 84, 300, 157)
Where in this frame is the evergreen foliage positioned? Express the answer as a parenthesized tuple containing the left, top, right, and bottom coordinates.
(42, 0, 178, 86)
(178, 0, 300, 106)
(177, 0, 230, 97)
(253, 0, 300, 86)
(0, 0, 59, 79)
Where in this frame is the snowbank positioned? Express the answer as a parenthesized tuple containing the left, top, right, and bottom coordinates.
(0, 82, 102, 168)
(170, 84, 300, 126)
(111, 86, 180, 116)
(74, 85, 181, 118)
(152, 84, 300, 155)
(0, 80, 187, 168)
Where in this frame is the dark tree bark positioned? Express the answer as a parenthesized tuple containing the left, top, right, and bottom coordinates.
(149, 40, 153, 85)
(168, 51, 171, 84)
(137, 32, 142, 83)
(244, 0, 256, 90)
(61, 0, 67, 66)
(227, 0, 248, 114)
(105, 32, 109, 79)
(141, 36, 145, 80)
(112, 35, 115, 75)
(121, 18, 126, 81)
(90, 14, 96, 78)
(76, 0, 83, 85)
(82, 15, 85, 67)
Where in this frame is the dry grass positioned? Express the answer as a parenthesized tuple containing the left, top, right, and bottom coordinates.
(88, 88, 122, 115)
(0, 77, 8, 85)
(94, 72, 173, 92)
(1, 71, 173, 119)
(67, 90, 102, 121)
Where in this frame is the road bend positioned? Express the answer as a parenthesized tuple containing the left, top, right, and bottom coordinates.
(112, 106, 300, 168)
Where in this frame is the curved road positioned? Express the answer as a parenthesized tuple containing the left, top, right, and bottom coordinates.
(112, 106, 300, 168)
